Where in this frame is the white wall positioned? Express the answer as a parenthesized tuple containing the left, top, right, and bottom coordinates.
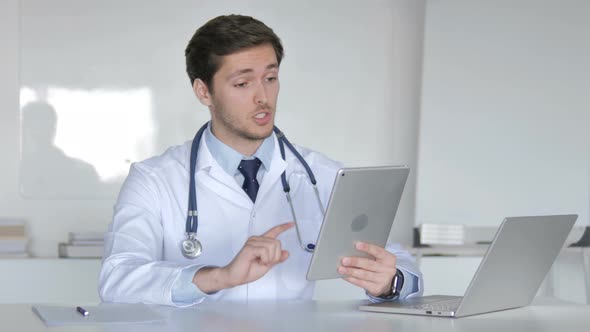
(416, 0, 590, 228)
(2, 0, 425, 257)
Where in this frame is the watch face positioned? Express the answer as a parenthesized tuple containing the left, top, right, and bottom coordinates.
(392, 275, 400, 292)
(393, 269, 404, 293)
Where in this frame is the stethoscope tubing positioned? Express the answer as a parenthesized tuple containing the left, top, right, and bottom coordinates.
(184, 122, 324, 257)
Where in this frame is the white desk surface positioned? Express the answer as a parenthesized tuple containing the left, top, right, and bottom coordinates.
(3, 298, 590, 332)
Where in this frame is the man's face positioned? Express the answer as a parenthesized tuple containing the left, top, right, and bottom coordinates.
(207, 44, 280, 143)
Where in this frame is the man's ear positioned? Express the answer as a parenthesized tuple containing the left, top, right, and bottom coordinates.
(193, 79, 213, 106)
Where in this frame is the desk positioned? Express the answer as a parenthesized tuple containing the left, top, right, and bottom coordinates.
(3, 298, 590, 332)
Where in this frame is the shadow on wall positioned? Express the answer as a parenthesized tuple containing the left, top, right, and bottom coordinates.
(19, 101, 117, 199)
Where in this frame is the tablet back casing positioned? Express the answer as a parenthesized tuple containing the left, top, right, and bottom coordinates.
(306, 166, 409, 280)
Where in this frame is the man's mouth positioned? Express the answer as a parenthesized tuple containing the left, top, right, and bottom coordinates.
(253, 111, 272, 124)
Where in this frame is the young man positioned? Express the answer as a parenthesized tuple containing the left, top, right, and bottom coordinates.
(98, 15, 422, 306)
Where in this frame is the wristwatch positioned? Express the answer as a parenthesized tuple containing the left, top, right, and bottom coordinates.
(378, 269, 405, 300)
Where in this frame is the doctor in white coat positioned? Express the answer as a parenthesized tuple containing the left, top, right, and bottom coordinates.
(98, 14, 423, 306)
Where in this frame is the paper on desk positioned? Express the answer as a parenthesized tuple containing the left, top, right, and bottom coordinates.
(32, 303, 166, 327)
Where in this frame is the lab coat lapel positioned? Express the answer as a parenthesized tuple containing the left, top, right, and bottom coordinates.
(256, 137, 288, 204)
(195, 135, 253, 209)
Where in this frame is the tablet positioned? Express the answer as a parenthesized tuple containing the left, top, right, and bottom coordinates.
(306, 166, 409, 280)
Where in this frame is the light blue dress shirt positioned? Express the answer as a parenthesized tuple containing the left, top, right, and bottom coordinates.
(171, 125, 418, 304)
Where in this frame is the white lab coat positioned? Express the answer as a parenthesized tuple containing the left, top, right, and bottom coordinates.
(98, 133, 422, 306)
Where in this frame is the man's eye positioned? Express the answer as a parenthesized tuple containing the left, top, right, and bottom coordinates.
(234, 82, 248, 88)
(266, 77, 277, 82)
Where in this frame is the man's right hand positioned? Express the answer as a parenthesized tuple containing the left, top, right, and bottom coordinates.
(193, 222, 295, 294)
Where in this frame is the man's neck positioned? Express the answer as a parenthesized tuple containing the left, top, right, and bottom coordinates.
(210, 123, 263, 157)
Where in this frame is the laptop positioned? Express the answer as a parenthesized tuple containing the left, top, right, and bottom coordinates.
(306, 166, 409, 280)
(359, 214, 578, 317)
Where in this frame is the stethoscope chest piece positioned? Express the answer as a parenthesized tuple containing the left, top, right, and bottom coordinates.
(181, 233, 202, 259)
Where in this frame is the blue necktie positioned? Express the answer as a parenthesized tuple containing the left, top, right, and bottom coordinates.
(238, 158, 262, 202)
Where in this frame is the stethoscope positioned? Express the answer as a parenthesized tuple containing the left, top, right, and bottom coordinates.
(181, 122, 326, 259)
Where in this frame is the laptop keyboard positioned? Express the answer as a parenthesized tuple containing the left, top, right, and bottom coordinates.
(412, 298, 462, 312)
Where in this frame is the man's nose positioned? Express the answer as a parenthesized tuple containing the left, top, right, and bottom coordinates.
(254, 82, 268, 106)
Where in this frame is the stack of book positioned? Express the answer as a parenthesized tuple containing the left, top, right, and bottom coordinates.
(419, 223, 466, 246)
(58, 232, 104, 258)
(0, 219, 29, 258)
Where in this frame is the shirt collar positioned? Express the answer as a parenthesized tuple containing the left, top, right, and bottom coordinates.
(204, 123, 274, 176)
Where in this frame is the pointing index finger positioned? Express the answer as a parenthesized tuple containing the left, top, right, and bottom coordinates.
(262, 222, 295, 239)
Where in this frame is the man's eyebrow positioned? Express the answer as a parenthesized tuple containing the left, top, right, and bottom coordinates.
(227, 63, 279, 80)
(227, 68, 253, 80)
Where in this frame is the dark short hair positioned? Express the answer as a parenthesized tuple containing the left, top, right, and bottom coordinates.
(185, 15, 284, 90)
